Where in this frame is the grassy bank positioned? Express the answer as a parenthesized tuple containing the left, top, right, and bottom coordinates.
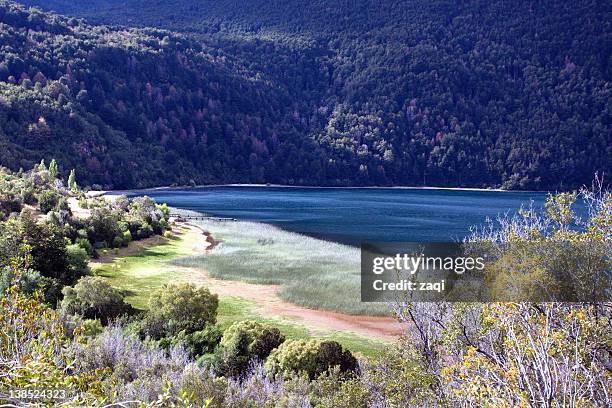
(170, 212, 390, 316)
(93, 225, 389, 357)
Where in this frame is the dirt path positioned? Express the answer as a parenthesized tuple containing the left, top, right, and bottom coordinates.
(178, 223, 403, 341)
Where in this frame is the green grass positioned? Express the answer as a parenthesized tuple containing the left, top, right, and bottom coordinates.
(170, 215, 390, 315)
(93, 228, 389, 358)
(94, 231, 195, 309)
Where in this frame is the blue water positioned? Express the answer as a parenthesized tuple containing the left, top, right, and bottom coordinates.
(125, 187, 581, 245)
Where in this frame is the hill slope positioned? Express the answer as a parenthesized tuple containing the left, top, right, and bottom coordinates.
(5, 0, 612, 189)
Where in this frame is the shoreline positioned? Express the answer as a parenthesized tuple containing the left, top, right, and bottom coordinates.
(92, 220, 402, 342)
(172, 222, 403, 341)
(91, 183, 550, 196)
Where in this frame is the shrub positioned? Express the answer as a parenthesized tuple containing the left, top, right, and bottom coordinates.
(20, 187, 37, 205)
(0, 265, 43, 296)
(112, 235, 124, 248)
(136, 223, 154, 239)
(0, 196, 21, 215)
(70, 325, 191, 403)
(217, 320, 285, 377)
(88, 207, 121, 247)
(0, 214, 71, 290)
(142, 283, 218, 339)
(76, 237, 94, 256)
(60, 276, 134, 324)
(79, 319, 104, 338)
(66, 243, 90, 280)
(265, 339, 358, 380)
(172, 325, 223, 358)
(0, 246, 107, 403)
(311, 366, 369, 408)
(37, 189, 60, 213)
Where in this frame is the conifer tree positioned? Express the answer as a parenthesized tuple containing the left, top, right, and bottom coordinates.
(68, 169, 78, 192)
(48, 159, 58, 180)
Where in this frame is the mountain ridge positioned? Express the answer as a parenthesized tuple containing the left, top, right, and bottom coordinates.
(2, 0, 611, 189)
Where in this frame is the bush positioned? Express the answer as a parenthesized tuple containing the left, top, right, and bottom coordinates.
(136, 223, 154, 239)
(122, 230, 132, 245)
(112, 235, 124, 248)
(0, 214, 71, 290)
(0, 196, 21, 215)
(60, 276, 135, 324)
(265, 339, 358, 380)
(66, 243, 90, 280)
(141, 283, 218, 339)
(217, 320, 285, 377)
(20, 187, 37, 205)
(79, 319, 104, 338)
(37, 189, 60, 214)
(172, 325, 223, 358)
(76, 237, 94, 256)
(311, 366, 369, 408)
(0, 265, 43, 296)
(70, 325, 192, 403)
(88, 207, 121, 247)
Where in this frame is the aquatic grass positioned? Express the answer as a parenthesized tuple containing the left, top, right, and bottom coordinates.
(170, 214, 390, 316)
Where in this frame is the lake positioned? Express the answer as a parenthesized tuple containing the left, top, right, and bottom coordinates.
(122, 186, 579, 245)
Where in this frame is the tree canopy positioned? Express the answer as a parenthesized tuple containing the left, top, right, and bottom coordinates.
(3, 0, 611, 189)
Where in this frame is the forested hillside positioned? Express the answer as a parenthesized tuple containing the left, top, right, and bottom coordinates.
(5, 0, 612, 189)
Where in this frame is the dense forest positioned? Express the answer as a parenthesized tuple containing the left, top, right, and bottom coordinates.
(3, 0, 612, 189)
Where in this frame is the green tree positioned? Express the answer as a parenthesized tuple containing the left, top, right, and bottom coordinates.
(142, 283, 218, 339)
(68, 169, 78, 192)
(265, 339, 357, 380)
(217, 320, 285, 376)
(37, 189, 60, 214)
(60, 276, 134, 324)
(48, 159, 58, 180)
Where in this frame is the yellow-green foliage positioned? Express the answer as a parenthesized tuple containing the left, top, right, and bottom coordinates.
(441, 303, 611, 406)
(0, 245, 108, 405)
(399, 188, 612, 406)
(474, 187, 611, 301)
(266, 339, 324, 379)
(365, 344, 439, 408)
(220, 320, 285, 354)
(143, 283, 219, 338)
(265, 339, 357, 380)
(311, 366, 369, 408)
(218, 320, 285, 376)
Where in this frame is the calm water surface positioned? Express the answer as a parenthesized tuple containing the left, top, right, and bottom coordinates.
(125, 187, 582, 245)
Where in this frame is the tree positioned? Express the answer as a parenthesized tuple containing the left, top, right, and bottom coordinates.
(0, 247, 109, 403)
(60, 276, 134, 324)
(265, 339, 357, 380)
(48, 159, 58, 180)
(37, 189, 60, 214)
(142, 283, 218, 339)
(68, 169, 78, 192)
(217, 320, 285, 376)
(391, 185, 612, 406)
